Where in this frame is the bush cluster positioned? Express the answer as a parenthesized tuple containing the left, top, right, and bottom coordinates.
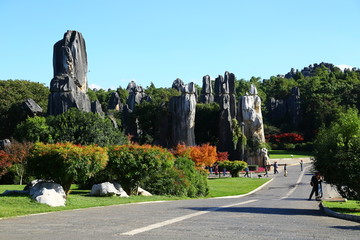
(218, 160, 247, 177)
(28, 143, 208, 198)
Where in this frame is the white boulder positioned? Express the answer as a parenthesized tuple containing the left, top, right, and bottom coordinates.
(90, 182, 129, 197)
(137, 187, 152, 196)
(29, 181, 66, 207)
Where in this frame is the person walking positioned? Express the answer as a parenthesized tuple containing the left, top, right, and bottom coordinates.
(284, 164, 287, 177)
(273, 161, 279, 174)
(244, 167, 250, 177)
(300, 160, 303, 171)
(308, 172, 322, 200)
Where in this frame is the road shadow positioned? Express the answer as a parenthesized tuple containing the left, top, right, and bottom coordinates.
(185, 206, 325, 217)
(330, 225, 360, 230)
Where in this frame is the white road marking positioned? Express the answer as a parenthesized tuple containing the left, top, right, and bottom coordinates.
(121, 199, 258, 236)
(280, 165, 311, 200)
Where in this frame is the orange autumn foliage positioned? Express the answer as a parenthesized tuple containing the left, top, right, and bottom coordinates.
(190, 143, 217, 167)
(173, 144, 227, 167)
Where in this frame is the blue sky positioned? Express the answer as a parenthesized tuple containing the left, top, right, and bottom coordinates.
(1, 0, 359, 90)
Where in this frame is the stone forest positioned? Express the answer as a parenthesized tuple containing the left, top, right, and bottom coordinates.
(47, 30, 272, 166)
(1, 30, 360, 204)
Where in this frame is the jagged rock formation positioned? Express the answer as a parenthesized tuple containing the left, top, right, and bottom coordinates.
(126, 81, 151, 111)
(216, 72, 237, 157)
(91, 100, 105, 117)
(268, 87, 301, 129)
(169, 81, 196, 146)
(122, 81, 151, 138)
(172, 78, 185, 92)
(199, 75, 214, 103)
(48, 30, 91, 115)
(107, 92, 122, 111)
(238, 84, 265, 166)
(21, 98, 43, 117)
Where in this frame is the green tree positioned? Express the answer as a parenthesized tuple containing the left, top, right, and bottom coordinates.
(27, 142, 108, 195)
(46, 108, 128, 146)
(0, 80, 49, 138)
(195, 103, 220, 145)
(14, 116, 52, 143)
(106, 144, 175, 195)
(313, 109, 360, 199)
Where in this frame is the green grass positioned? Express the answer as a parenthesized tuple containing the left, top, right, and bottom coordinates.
(0, 178, 270, 219)
(207, 177, 270, 198)
(322, 200, 360, 216)
(269, 150, 313, 159)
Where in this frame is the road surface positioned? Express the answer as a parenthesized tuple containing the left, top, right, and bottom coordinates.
(0, 164, 359, 239)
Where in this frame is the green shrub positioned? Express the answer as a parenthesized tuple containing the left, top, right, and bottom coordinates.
(106, 144, 174, 195)
(173, 157, 208, 197)
(27, 142, 108, 195)
(283, 143, 295, 150)
(218, 160, 247, 177)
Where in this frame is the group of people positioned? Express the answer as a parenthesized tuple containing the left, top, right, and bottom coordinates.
(272, 159, 322, 200)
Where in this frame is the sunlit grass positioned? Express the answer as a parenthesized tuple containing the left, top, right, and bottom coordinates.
(0, 178, 269, 219)
(269, 150, 313, 159)
(322, 200, 360, 216)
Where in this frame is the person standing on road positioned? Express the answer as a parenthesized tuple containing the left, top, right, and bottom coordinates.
(300, 160, 303, 171)
(273, 161, 279, 174)
(284, 164, 287, 177)
(308, 172, 322, 200)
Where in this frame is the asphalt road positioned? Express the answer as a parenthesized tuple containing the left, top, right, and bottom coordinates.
(0, 164, 359, 240)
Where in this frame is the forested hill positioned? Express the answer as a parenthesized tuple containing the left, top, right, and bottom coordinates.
(1, 62, 359, 143)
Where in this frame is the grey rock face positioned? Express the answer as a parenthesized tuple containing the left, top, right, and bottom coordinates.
(21, 98, 43, 117)
(268, 87, 301, 129)
(48, 30, 91, 115)
(91, 100, 105, 117)
(172, 78, 185, 92)
(217, 72, 237, 157)
(200, 75, 214, 103)
(126, 81, 151, 111)
(238, 84, 265, 166)
(108, 92, 122, 111)
(169, 82, 196, 146)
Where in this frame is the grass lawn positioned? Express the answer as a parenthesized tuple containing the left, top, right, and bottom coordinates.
(322, 200, 360, 216)
(207, 177, 270, 198)
(269, 150, 313, 159)
(0, 177, 270, 219)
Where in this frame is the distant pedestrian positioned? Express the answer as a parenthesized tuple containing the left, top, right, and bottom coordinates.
(300, 160, 303, 171)
(244, 167, 250, 177)
(274, 161, 279, 174)
(223, 167, 227, 176)
(308, 172, 322, 200)
(284, 164, 287, 177)
(214, 164, 219, 175)
(209, 166, 213, 175)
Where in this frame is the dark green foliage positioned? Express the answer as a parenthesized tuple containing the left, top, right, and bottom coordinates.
(102, 145, 208, 197)
(218, 160, 247, 177)
(14, 116, 52, 143)
(313, 109, 360, 200)
(15, 109, 128, 146)
(0, 80, 49, 138)
(195, 103, 220, 145)
(173, 157, 209, 197)
(133, 101, 167, 144)
(106, 145, 175, 195)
